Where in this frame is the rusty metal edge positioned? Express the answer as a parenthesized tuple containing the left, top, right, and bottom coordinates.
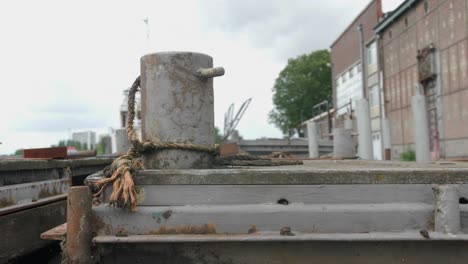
(0, 194, 67, 217)
(40, 223, 67, 241)
(92, 232, 468, 243)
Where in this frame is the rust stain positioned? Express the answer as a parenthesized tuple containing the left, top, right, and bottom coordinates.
(148, 223, 216, 235)
(38, 185, 62, 199)
(91, 213, 113, 235)
(248, 225, 258, 234)
(0, 194, 14, 208)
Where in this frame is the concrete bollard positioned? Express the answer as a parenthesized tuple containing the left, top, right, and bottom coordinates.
(307, 121, 319, 158)
(140, 52, 222, 169)
(411, 94, 431, 163)
(344, 117, 353, 130)
(433, 185, 460, 234)
(66, 186, 92, 264)
(356, 99, 373, 160)
(333, 128, 355, 159)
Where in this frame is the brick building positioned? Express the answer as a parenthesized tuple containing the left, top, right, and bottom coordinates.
(331, 0, 385, 159)
(375, 0, 468, 159)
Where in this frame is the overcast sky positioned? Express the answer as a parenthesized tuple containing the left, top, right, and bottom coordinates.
(0, 0, 403, 155)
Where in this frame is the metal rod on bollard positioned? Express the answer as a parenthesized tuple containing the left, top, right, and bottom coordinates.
(66, 186, 92, 263)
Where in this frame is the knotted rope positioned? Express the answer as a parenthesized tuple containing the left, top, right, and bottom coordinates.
(93, 76, 218, 211)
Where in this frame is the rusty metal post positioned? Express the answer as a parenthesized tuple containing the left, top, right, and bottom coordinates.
(140, 52, 224, 169)
(66, 186, 92, 263)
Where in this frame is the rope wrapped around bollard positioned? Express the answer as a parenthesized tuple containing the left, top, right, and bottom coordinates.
(93, 76, 219, 211)
(92, 76, 302, 211)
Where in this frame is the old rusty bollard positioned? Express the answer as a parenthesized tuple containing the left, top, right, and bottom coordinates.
(66, 186, 92, 263)
(140, 52, 224, 169)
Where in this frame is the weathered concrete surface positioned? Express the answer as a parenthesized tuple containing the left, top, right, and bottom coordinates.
(140, 52, 215, 169)
(0, 200, 66, 263)
(92, 203, 439, 235)
(108, 184, 468, 206)
(86, 160, 468, 185)
(98, 241, 468, 264)
(0, 158, 113, 186)
(0, 178, 68, 206)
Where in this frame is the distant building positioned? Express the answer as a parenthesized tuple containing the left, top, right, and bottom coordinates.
(375, 0, 468, 159)
(330, 0, 385, 160)
(120, 89, 142, 128)
(72, 131, 96, 150)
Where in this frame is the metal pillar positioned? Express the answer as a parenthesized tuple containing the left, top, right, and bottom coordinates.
(356, 99, 373, 160)
(411, 94, 431, 163)
(333, 128, 355, 159)
(66, 186, 92, 264)
(433, 185, 461, 234)
(307, 121, 319, 158)
(140, 52, 223, 169)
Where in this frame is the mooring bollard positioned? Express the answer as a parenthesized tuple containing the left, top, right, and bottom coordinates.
(66, 186, 92, 264)
(356, 98, 373, 160)
(333, 128, 355, 159)
(433, 185, 461, 234)
(140, 52, 224, 169)
(307, 121, 319, 158)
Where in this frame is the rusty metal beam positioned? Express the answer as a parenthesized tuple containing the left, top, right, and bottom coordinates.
(41, 223, 67, 241)
(66, 186, 92, 263)
(23, 147, 67, 159)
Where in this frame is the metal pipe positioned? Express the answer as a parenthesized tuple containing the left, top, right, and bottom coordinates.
(66, 186, 92, 263)
(358, 24, 368, 99)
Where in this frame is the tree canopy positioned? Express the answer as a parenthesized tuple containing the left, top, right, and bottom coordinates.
(269, 49, 332, 136)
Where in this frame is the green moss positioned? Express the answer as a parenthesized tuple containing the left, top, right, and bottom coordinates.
(400, 149, 416, 162)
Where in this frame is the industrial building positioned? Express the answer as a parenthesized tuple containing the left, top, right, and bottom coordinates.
(375, 0, 468, 159)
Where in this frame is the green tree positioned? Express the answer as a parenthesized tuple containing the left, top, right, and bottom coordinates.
(53, 140, 87, 150)
(214, 127, 223, 144)
(269, 50, 332, 135)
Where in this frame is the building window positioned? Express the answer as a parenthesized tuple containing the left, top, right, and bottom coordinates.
(424, 0, 429, 13)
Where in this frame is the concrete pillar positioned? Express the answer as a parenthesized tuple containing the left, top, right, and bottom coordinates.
(333, 128, 355, 158)
(411, 94, 431, 163)
(344, 116, 353, 130)
(433, 185, 460, 234)
(140, 52, 221, 169)
(307, 121, 319, 158)
(66, 186, 92, 264)
(382, 118, 392, 160)
(113, 128, 131, 155)
(356, 99, 373, 160)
